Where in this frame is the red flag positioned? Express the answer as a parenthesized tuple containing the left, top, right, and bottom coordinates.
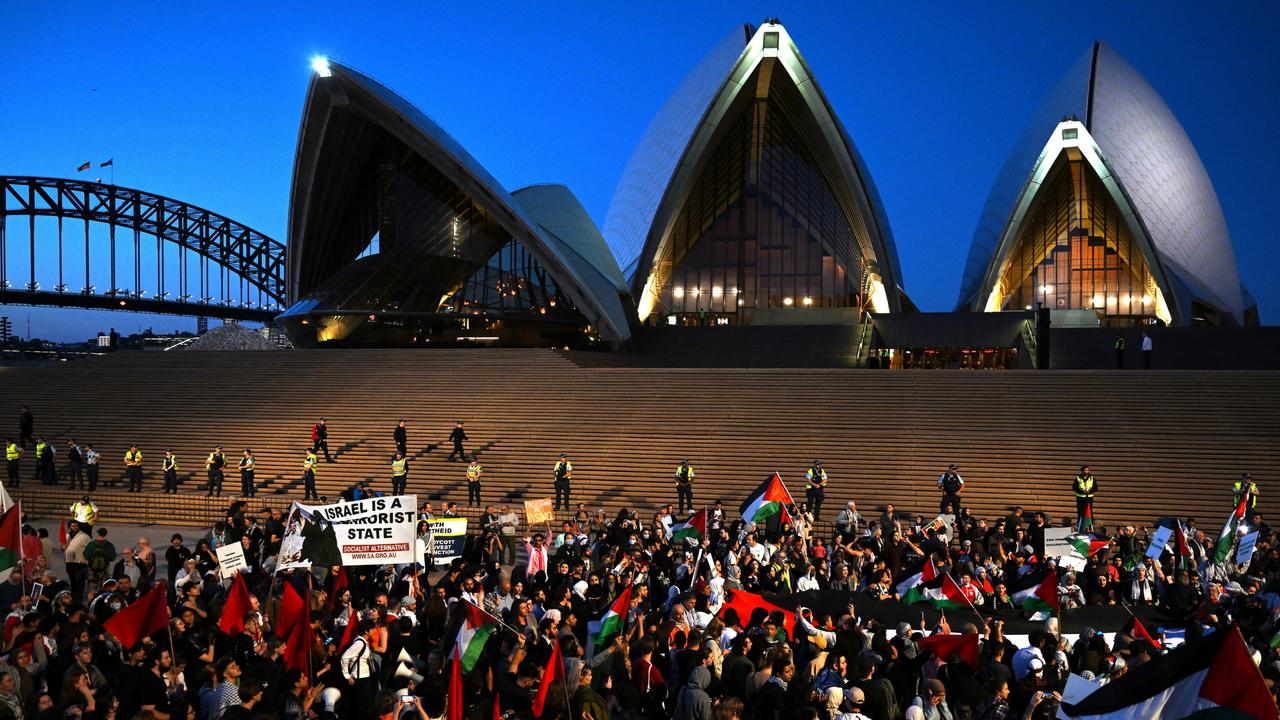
(326, 567, 348, 612)
(1122, 615, 1160, 647)
(338, 609, 358, 651)
(103, 587, 170, 648)
(448, 646, 464, 720)
(219, 573, 254, 636)
(492, 694, 501, 720)
(717, 588, 797, 638)
(917, 632, 980, 666)
(59, 520, 67, 547)
(276, 581, 311, 674)
(531, 637, 564, 717)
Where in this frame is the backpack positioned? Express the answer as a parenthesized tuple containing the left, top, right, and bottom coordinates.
(89, 544, 109, 573)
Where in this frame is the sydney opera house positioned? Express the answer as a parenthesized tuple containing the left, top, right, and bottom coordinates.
(278, 21, 1257, 364)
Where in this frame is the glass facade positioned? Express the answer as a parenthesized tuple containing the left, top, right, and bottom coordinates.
(643, 61, 873, 325)
(994, 150, 1160, 324)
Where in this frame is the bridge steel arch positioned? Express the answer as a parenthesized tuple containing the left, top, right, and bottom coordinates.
(0, 176, 284, 322)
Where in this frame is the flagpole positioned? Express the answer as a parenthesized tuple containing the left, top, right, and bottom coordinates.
(946, 571, 986, 623)
(558, 645, 572, 717)
(306, 571, 315, 686)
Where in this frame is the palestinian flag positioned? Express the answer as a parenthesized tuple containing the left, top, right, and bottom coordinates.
(916, 633, 979, 667)
(670, 510, 705, 544)
(740, 473, 794, 525)
(895, 556, 937, 605)
(1011, 569, 1058, 619)
(718, 588, 797, 638)
(1172, 522, 1194, 571)
(921, 573, 969, 610)
(1121, 615, 1161, 648)
(0, 504, 22, 573)
(1067, 534, 1110, 558)
(587, 584, 633, 655)
(1213, 497, 1247, 565)
(1079, 501, 1094, 532)
(455, 600, 499, 673)
(1061, 625, 1278, 720)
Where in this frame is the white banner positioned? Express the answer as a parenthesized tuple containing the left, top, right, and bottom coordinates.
(1045, 527, 1087, 571)
(217, 543, 247, 579)
(1146, 526, 1173, 559)
(1236, 531, 1259, 566)
(277, 495, 419, 568)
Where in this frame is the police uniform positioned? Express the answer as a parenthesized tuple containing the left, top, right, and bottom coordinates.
(1234, 475, 1259, 511)
(674, 462, 695, 514)
(302, 450, 319, 500)
(805, 461, 828, 517)
(466, 458, 483, 505)
(553, 455, 572, 510)
(85, 447, 99, 490)
(124, 447, 144, 492)
(5, 441, 20, 488)
(1074, 472, 1097, 531)
(205, 449, 225, 497)
(938, 467, 964, 515)
(391, 455, 409, 496)
(239, 452, 256, 497)
(163, 453, 180, 494)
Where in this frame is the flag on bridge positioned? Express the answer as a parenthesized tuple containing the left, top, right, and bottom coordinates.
(77, 161, 91, 172)
(100, 159, 113, 167)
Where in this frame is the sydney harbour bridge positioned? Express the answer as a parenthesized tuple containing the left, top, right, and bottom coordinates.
(0, 175, 284, 324)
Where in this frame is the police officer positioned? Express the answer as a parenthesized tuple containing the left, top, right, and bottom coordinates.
(5, 438, 20, 488)
(391, 451, 409, 496)
(66, 439, 84, 489)
(937, 463, 964, 515)
(447, 421, 468, 462)
(162, 449, 180, 495)
(553, 453, 573, 510)
(1073, 465, 1097, 532)
(1234, 473, 1259, 511)
(1114, 334, 1126, 369)
(33, 437, 47, 484)
(124, 444, 144, 493)
(805, 460, 828, 518)
(205, 445, 226, 497)
(466, 455, 483, 506)
(85, 444, 99, 491)
(302, 448, 319, 500)
(239, 449, 256, 497)
(671, 459, 694, 514)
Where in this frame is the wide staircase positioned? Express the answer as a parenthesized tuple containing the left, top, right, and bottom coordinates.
(2, 350, 1277, 532)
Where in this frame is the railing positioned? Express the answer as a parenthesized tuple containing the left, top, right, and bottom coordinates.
(1021, 316, 1038, 368)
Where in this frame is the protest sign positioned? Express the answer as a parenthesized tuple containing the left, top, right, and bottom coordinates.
(1237, 531, 1259, 566)
(1146, 526, 1173, 559)
(277, 494, 418, 568)
(217, 543, 248, 579)
(430, 518, 468, 563)
(524, 498, 555, 526)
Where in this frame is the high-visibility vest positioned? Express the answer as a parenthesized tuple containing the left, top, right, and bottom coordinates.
(305, 452, 318, 474)
(241, 456, 255, 472)
(806, 467, 827, 489)
(675, 465, 693, 485)
(163, 455, 178, 472)
(71, 502, 96, 524)
(1234, 481, 1258, 507)
(5, 443, 19, 461)
(392, 458, 408, 477)
(1075, 476, 1095, 499)
(554, 461, 572, 480)
(35, 442, 45, 460)
(467, 463, 482, 481)
(125, 450, 142, 466)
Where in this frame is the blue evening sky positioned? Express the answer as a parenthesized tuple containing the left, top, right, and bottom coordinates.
(1, 2, 1276, 340)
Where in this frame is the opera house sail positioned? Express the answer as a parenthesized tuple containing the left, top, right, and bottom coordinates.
(279, 59, 633, 347)
(959, 42, 1256, 327)
(605, 21, 905, 327)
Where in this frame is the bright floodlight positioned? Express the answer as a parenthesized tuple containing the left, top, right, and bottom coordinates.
(311, 56, 332, 78)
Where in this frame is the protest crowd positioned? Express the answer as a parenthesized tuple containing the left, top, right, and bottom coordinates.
(0, 461, 1277, 720)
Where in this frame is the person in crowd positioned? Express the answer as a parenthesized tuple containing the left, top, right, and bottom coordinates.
(447, 420, 468, 462)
